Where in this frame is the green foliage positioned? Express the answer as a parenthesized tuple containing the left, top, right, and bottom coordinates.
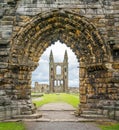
(33, 93, 79, 108)
(0, 122, 26, 130)
(99, 123, 119, 130)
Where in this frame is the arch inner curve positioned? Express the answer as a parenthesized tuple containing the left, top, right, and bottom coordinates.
(10, 9, 109, 68)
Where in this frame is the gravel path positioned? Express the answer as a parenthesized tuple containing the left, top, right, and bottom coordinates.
(37, 102, 77, 121)
(38, 102, 76, 111)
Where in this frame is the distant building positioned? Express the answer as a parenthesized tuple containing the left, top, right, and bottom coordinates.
(32, 82, 49, 93)
(68, 87, 79, 94)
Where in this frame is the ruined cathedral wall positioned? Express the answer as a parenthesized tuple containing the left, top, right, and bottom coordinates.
(0, 0, 119, 120)
(0, 0, 34, 120)
(0, 0, 19, 120)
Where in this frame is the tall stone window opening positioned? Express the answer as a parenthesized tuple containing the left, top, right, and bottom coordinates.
(56, 66, 61, 75)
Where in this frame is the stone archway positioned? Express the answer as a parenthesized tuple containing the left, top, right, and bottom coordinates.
(8, 9, 113, 115)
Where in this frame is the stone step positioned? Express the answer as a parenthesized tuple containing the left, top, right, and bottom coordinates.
(12, 113, 42, 119)
(39, 109, 75, 111)
(82, 110, 97, 114)
(4, 117, 112, 123)
(80, 114, 107, 119)
(5, 118, 95, 122)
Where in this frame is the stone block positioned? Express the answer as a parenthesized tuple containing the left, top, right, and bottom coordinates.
(108, 88, 117, 93)
(79, 87, 86, 94)
(2, 16, 14, 21)
(0, 97, 5, 105)
(0, 51, 9, 56)
(97, 109, 103, 115)
(103, 109, 108, 116)
(97, 9, 104, 15)
(0, 106, 5, 120)
(1, 21, 13, 25)
(2, 30, 12, 38)
(11, 109, 18, 116)
(4, 107, 12, 119)
(80, 95, 87, 103)
(0, 13, 4, 19)
(0, 106, 4, 111)
(0, 90, 6, 96)
(0, 56, 9, 62)
(4, 72, 12, 78)
(115, 111, 119, 120)
(0, 40, 10, 45)
(112, 63, 119, 69)
(79, 9, 86, 15)
(108, 112, 115, 119)
(86, 9, 97, 15)
(0, 111, 5, 120)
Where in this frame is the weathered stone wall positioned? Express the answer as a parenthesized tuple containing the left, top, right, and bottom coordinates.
(0, 0, 119, 120)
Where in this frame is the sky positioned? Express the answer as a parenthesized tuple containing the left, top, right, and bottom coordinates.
(31, 41, 79, 87)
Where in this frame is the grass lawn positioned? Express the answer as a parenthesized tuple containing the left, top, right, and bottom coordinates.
(32, 93, 79, 108)
(0, 122, 26, 130)
(98, 122, 119, 130)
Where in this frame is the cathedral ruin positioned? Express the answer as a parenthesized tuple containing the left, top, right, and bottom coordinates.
(49, 50, 68, 93)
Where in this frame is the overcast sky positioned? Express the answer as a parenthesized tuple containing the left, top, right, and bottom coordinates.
(31, 41, 79, 87)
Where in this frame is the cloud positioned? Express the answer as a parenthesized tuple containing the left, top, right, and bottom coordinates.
(31, 41, 79, 87)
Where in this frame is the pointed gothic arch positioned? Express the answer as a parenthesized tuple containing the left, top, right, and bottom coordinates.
(8, 9, 114, 116)
(10, 10, 110, 66)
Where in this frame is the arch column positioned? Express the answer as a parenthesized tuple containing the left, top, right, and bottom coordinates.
(8, 64, 36, 115)
(79, 62, 88, 109)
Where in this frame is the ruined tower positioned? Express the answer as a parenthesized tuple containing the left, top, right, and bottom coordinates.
(49, 50, 68, 93)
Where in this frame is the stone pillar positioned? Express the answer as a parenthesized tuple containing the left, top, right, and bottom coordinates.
(8, 65, 36, 115)
(50, 78, 54, 93)
(79, 62, 87, 109)
(0, 0, 18, 120)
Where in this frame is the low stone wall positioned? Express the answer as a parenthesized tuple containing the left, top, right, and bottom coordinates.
(0, 90, 34, 120)
(97, 100, 119, 120)
(32, 82, 49, 93)
(0, 90, 19, 120)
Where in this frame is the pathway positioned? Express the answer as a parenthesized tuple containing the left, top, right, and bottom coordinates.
(38, 102, 77, 121)
(25, 122, 100, 130)
(24, 102, 101, 130)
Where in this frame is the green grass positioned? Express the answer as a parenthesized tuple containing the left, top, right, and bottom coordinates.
(0, 122, 26, 130)
(32, 93, 79, 108)
(98, 122, 119, 130)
